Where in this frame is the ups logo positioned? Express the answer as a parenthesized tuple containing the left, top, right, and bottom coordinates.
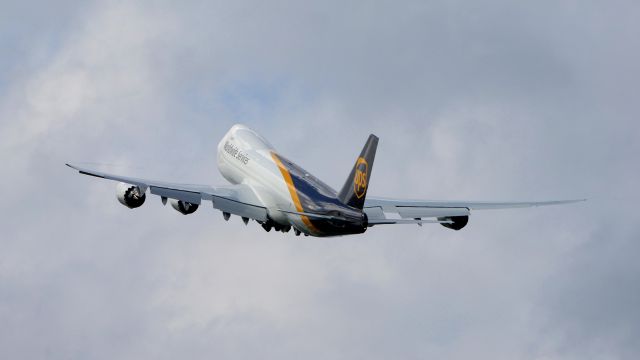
(353, 157, 368, 199)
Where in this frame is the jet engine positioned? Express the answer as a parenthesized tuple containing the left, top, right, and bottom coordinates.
(116, 182, 146, 209)
(438, 215, 469, 231)
(170, 199, 199, 215)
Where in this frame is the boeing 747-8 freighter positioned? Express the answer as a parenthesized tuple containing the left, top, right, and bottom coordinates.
(67, 124, 583, 237)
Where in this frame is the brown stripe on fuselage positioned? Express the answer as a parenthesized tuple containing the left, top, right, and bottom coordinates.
(271, 152, 321, 235)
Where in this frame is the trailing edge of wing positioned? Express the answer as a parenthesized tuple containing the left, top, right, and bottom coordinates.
(279, 209, 453, 225)
(364, 197, 586, 211)
(368, 218, 453, 225)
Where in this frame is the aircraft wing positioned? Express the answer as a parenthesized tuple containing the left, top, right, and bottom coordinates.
(363, 196, 585, 225)
(66, 163, 268, 221)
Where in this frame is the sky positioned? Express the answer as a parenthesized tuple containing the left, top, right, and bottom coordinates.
(1, 0, 639, 359)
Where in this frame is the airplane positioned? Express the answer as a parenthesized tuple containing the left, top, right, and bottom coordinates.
(66, 124, 584, 237)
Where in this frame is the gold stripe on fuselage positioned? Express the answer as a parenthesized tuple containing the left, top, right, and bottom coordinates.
(271, 152, 320, 235)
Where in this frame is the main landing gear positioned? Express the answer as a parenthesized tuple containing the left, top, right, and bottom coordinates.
(227, 214, 303, 236)
(259, 219, 299, 235)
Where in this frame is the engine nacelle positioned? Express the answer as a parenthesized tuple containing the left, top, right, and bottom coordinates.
(438, 215, 469, 231)
(170, 199, 199, 215)
(116, 182, 146, 209)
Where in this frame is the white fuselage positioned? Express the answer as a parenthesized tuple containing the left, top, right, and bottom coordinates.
(215, 124, 367, 237)
(216, 124, 310, 233)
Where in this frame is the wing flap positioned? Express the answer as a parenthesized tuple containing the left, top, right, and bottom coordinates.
(396, 206, 469, 218)
(363, 196, 584, 226)
(364, 205, 470, 221)
(209, 193, 268, 222)
(150, 186, 202, 205)
(368, 218, 453, 225)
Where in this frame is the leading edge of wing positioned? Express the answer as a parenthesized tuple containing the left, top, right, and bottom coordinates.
(66, 163, 269, 220)
(65, 163, 214, 193)
(364, 196, 586, 210)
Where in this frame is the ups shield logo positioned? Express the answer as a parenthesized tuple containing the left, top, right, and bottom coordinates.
(353, 157, 368, 199)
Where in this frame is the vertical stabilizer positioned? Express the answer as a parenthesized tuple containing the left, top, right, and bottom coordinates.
(338, 134, 378, 209)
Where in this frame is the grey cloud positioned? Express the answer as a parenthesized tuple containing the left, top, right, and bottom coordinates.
(1, 0, 638, 359)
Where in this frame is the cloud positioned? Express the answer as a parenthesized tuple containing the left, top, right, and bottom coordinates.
(1, 0, 639, 359)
